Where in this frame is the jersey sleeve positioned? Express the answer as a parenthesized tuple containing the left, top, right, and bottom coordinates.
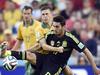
(17, 25, 23, 40)
(44, 31, 55, 45)
(45, 30, 54, 39)
(66, 32, 86, 52)
(35, 26, 45, 42)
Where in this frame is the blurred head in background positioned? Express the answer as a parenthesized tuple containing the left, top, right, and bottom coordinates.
(82, 0, 93, 18)
(65, 0, 73, 12)
(31, 0, 41, 20)
(0, 13, 4, 21)
(78, 55, 86, 65)
(0, 21, 6, 34)
(83, 0, 92, 8)
(73, 20, 82, 32)
(80, 29, 88, 42)
(3, 29, 16, 50)
(4, 29, 12, 41)
(32, 0, 40, 10)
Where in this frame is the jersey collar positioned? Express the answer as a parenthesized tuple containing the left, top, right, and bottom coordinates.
(42, 22, 49, 29)
(23, 19, 34, 27)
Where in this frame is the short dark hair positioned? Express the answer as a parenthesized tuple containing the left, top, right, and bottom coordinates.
(32, 0, 39, 4)
(53, 16, 65, 26)
(22, 6, 33, 13)
(41, 6, 51, 11)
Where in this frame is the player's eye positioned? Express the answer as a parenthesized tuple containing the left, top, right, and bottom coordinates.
(45, 13, 48, 15)
(42, 14, 45, 15)
(55, 26, 59, 28)
(53, 25, 59, 28)
(27, 13, 30, 15)
(42, 13, 48, 15)
(23, 13, 26, 15)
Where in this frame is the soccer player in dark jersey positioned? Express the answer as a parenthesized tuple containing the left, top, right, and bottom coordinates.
(39, 16, 100, 75)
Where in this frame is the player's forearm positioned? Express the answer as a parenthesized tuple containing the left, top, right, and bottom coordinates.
(83, 48, 97, 71)
(42, 44, 59, 52)
(40, 38, 61, 52)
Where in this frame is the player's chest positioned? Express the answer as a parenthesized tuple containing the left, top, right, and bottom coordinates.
(21, 26, 36, 37)
(48, 36, 68, 48)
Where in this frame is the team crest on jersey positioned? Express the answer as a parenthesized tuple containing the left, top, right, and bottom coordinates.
(57, 41, 60, 47)
(50, 40, 55, 46)
(62, 41, 67, 47)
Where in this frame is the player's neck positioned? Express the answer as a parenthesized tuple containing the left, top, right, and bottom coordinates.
(43, 21, 51, 28)
(58, 30, 65, 37)
(49, 20, 52, 27)
(44, 18, 52, 27)
(24, 19, 33, 27)
(47, 21, 52, 28)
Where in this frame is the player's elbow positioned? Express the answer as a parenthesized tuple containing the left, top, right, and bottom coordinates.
(83, 48, 90, 55)
(41, 44, 48, 51)
(63, 66, 73, 75)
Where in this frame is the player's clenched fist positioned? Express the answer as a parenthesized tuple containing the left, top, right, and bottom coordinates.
(57, 47, 64, 53)
(0, 41, 8, 56)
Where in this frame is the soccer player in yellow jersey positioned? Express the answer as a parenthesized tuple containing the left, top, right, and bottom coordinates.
(12, 6, 42, 75)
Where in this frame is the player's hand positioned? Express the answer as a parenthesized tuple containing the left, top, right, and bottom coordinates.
(57, 47, 64, 53)
(0, 41, 8, 56)
(0, 41, 8, 50)
(94, 67, 100, 75)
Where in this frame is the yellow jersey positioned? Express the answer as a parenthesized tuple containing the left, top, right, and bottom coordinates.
(35, 22, 50, 41)
(17, 20, 41, 49)
(36, 22, 51, 54)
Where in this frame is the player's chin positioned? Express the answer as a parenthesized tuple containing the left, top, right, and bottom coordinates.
(44, 20, 48, 23)
(56, 33, 60, 36)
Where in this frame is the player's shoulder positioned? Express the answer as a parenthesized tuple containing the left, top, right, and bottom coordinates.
(45, 30, 55, 38)
(65, 31, 79, 44)
(41, 22, 48, 28)
(33, 20, 42, 29)
(18, 21, 24, 28)
(34, 20, 41, 25)
(47, 30, 55, 35)
(65, 31, 73, 37)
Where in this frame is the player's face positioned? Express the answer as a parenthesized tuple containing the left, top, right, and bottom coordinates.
(41, 9, 52, 23)
(52, 22, 63, 36)
(22, 9, 32, 22)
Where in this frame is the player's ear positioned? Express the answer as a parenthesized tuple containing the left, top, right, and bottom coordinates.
(62, 26, 65, 30)
(51, 25, 55, 31)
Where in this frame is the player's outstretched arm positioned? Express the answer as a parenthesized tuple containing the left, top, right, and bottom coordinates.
(83, 48, 100, 75)
(40, 38, 63, 53)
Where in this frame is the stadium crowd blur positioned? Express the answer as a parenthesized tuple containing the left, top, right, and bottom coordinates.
(0, 0, 100, 65)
